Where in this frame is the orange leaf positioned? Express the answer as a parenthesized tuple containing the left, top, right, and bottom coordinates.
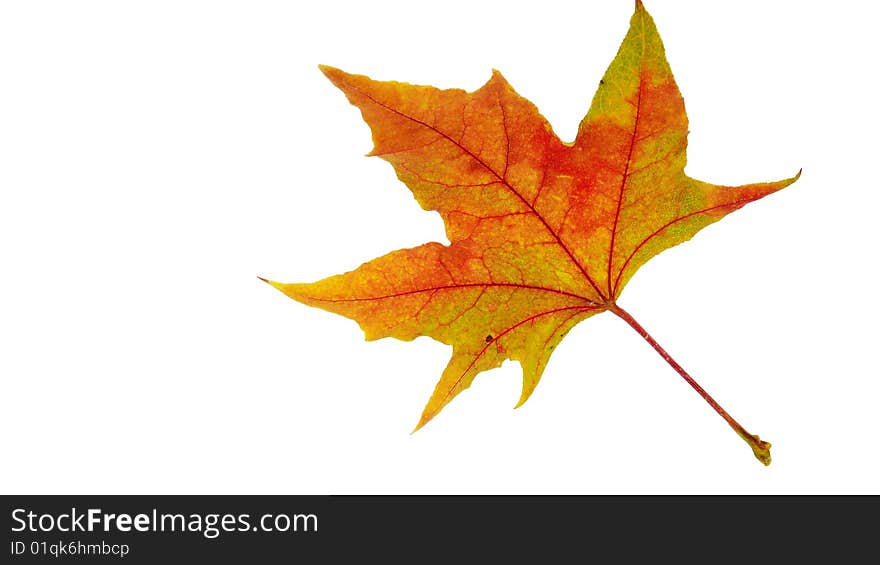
(264, 1, 798, 465)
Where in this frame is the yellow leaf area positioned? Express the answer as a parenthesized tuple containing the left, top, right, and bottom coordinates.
(265, 3, 798, 433)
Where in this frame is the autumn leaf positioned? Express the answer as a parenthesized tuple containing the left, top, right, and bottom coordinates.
(263, 1, 798, 465)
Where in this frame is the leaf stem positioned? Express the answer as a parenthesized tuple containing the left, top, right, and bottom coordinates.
(609, 303, 772, 466)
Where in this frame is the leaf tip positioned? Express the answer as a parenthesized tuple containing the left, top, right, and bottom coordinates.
(411, 416, 429, 434)
(318, 64, 346, 85)
(513, 383, 537, 410)
(257, 276, 285, 292)
(412, 399, 444, 433)
(776, 168, 802, 191)
(487, 68, 510, 90)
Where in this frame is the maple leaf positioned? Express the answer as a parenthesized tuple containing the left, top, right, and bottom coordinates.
(263, 1, 798, 465)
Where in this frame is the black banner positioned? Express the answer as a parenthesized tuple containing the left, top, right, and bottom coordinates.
(2, 496, 876, 562)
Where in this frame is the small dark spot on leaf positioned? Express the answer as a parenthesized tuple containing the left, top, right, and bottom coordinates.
(599, 79, 605, 85)
(486, 335, 493, 343)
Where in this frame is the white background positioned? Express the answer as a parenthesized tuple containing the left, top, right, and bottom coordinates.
(1, 0, 877, 494)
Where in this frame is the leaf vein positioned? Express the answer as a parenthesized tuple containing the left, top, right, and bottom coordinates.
(343, 82, 608, 302)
